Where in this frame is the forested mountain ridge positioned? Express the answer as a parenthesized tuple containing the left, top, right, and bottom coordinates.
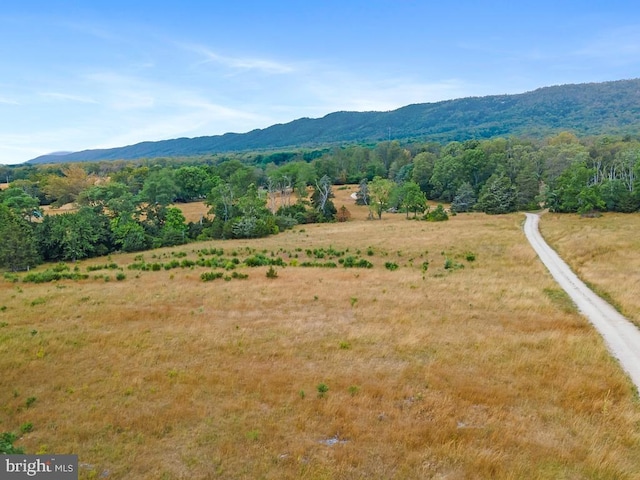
(28, 78, 640, 164)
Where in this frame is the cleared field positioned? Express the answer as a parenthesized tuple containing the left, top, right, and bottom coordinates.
(1, 206, 640, 479)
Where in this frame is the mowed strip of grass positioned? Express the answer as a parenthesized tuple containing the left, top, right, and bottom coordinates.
(1, 212, 639, 479)
(539, 212, 640, 328)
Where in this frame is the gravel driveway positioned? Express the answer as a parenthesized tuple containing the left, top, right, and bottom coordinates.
(524, 213, 640, 392)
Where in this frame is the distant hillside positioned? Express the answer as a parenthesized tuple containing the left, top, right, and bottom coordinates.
(28, 78, 640, 164)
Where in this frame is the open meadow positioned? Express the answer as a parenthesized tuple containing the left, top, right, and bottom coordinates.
(1, 190, 640, 479)
(539, 212, 640, 329)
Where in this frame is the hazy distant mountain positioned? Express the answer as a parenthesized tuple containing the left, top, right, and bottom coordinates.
(28, 78, 640, 164)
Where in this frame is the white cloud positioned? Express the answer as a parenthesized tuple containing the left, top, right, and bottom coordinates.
(183, 43, 295, 74)
(0, 96, 19, 105)
(39, 92, 98, 104)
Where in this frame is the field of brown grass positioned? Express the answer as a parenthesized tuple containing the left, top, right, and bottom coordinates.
(539, 212, 640, 328)
(1, 195, 640, 479)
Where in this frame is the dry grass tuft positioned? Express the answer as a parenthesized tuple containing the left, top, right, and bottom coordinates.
(1, 206, 640, 479)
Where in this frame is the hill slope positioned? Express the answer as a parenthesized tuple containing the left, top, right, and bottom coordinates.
(28, 78, 640, 164)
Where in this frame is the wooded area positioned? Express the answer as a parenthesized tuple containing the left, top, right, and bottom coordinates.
(1, 131, 640, 271)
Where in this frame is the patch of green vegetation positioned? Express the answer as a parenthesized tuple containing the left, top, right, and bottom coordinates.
(543, 288, 578, 313)
(340, 256, 373, 268)
(0, 432, 24, 454)
(86, 263, 119, 272)
(201, 271, 224, 282)
(316, 383, 329, 398)
(22, 270, 89, 283)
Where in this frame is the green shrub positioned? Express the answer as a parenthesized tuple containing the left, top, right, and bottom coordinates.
(22, 271, 89, 283)
(384, 262, 399, 271)
(116, 273, 126, 281)
(317, 383, 329, 398)
(3, 272, 19, 283)
(444, 258, 464, 270)
(201, 271, 224, 282)
(342, 256, 373, 268)
(424, 204, 449, 222)
(20, 422, 33, 434)
(86, 263, 119, 272)
(244, 254, 271, 267)
(0, 432, 24, 454)
(300, 261, 338, 268)
(266, 266, 278, 278)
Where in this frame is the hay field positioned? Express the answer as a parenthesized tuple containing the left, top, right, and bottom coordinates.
(1, 199, 640, 479)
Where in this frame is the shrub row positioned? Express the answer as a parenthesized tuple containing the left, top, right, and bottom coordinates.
(23, 270, 89, 283)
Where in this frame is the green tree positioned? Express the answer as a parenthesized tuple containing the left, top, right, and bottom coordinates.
(368, 176, 394, 219)
(78, 182, 135, 217)
(545, 162, 594, 213)
(430, 154, 464, 202)
(160, 207, 188, 246)
(140, 169, 179, 207)
(174, 166, 212, 202)
(0, 204, 40, 271)
(399, 181, 426, 218)
(450, 182, 477, 213)
(411, 152, 436, 194)
(515, 162, 541, 210)
(110, 218, 148, 252)
(37, 207, 112, 262)
(476, 172, 518, 214)
(2, 187, 41, 222)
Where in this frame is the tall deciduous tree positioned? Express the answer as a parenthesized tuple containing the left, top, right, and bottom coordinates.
(368, 176, 394, 219)
(42, 165, 96, 207)
(399, 181, 426, 218)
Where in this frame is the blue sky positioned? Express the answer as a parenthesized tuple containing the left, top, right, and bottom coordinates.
(1, 1, 640, 164)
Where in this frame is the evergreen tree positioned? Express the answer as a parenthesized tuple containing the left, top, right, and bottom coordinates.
(476, 173, 518, 214)
(451, 182, 477, 213)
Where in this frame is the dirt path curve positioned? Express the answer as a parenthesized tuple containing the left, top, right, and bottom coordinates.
(523, 213, 640, 392)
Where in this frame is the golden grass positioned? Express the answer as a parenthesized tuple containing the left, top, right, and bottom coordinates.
(1, 205, 640, 479)
(539, 212, 640, 327)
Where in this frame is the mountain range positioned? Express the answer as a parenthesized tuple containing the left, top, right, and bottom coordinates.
(28, 78, 640, 164)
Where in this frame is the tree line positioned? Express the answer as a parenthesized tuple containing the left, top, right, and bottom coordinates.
(1, 132, 640, 271)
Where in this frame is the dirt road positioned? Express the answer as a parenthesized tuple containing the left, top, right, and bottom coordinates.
(524, 213, 640, 392)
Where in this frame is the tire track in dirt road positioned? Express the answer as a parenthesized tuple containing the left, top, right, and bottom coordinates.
(523, 213, 640, 393)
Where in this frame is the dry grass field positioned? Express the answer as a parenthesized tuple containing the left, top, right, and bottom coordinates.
(2, 191, 640, 479)
(539, 212, 640, 328)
